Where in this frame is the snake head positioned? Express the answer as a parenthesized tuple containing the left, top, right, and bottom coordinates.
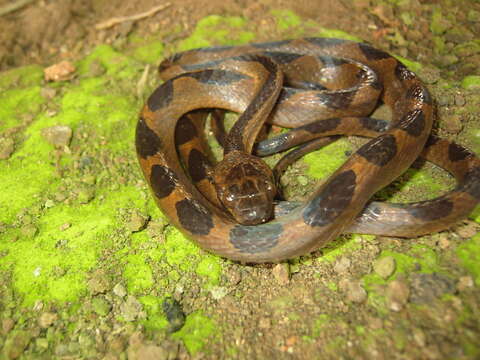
(214, 151, 276, 225)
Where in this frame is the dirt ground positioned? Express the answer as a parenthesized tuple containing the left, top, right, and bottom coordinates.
(1, 0, 480, 359)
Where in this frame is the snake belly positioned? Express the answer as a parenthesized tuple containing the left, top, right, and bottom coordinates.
(136, 38, 480, 263)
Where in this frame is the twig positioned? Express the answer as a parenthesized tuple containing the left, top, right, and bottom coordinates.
(136, 64, 151, 99)
(95, 3, 171, 30)
(0, 0, 36, 17)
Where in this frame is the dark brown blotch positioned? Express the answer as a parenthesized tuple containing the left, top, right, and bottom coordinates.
(175, 198, 214, 235)
(359, 117, 389, 132)
(263, 51, 304, 64)
(304, 117, 341, 134)
(397, 109, 425, 137)
(229, 223, 282, 253)
(150, 165, 178, 199)
(316, 91, 355, 110)
(357, 134, 397, 166)
(358, 43, 391, 61)
(147, 80, 174, 111)
(175, 114, 198, 146)
(462, 167, 480, 200)
(303, 170, 356, 227)
(407, 198, 453, 221)
(136, 117, 162, 159)
(425, 135, 440, 148)
(188, 149, 211, 182)
(448, 142, 473, 162)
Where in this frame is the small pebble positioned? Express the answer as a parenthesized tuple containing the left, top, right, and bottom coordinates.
(2, 318, 15, 335)
(333, 257, 351, 274)
(272, 263, 290, 285)
(92, 297, 112, 316)
(113, 283, 127, 298)
(59, 223, 71, 231)
(412, 328, 427, 347)
(88, 270, 110, 295)
(456, 222, 478, 238)
(340, 279, 367, 303)
(454, 94, 466, 106)
(38, 312, 58, 328)
(258, 317, 271, 329)
(44, 61, 76, 82)
(41, 125, 73, 148)
(457, 276, 474, 292)
(386, 280, 410, 311)
(108, 336, 127, 353)
(373, 256, 396, 279)
(20, 224, 38, 238)
(120, 296, 143, 322)
(441, 114, 463, 134)
(40, 87, 57, 99)
(4, 330, 31, 359)
(128, 211, 149, 232)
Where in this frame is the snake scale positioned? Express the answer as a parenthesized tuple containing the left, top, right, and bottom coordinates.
(136, 38, 480, 263)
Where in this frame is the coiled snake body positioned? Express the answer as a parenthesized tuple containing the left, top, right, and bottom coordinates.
(136, 38, 480, 263)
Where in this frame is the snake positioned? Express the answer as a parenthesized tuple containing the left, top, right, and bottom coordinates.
(135, 38, 480, 263)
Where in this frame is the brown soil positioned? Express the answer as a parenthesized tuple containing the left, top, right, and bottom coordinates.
(0, 0, 377, 71)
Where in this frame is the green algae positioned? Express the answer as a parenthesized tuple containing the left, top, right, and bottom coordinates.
(130, 40, 165, 64)
(195, 256, 223, 286)
(315, 28, 363, 42)
(162, 229, 201, 271)
(0, 185, 146, 306)
(271, 9, 302, 31)
(311, 314, 330, 337)
(0, 86, 44, 132)
(303, 139, 353, 180)
(461, 75, 480, 89)
(177, 15, 255, 52)
(123, 253, 155, 294)
(139, 295, 169, 332)
(456, 233, 480, 285)
(319, 234, 371, 263)
(0, 64, 44, 90)
(172, 311, 216, 355)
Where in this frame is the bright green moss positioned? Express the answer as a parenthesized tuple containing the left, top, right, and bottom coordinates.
(0, 86, 44, 132)
(303, 139, 353, 180)
(0, 64, 44, 89)
(177, 15, 255, 52)
(131, 40, 165, 63)
(195, 256, 223, 286)
(139, 295, 169, 332)
(456, 233, 480, 285)
(172, 311, 216, 355)
(123, 254, 154, 294)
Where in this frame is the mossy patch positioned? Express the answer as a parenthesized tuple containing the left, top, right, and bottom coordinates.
(456, 233, 480, 285)
(177, 15, 255, 52)
(303, 139, 353, 180)
(172, 311, 216, 355)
